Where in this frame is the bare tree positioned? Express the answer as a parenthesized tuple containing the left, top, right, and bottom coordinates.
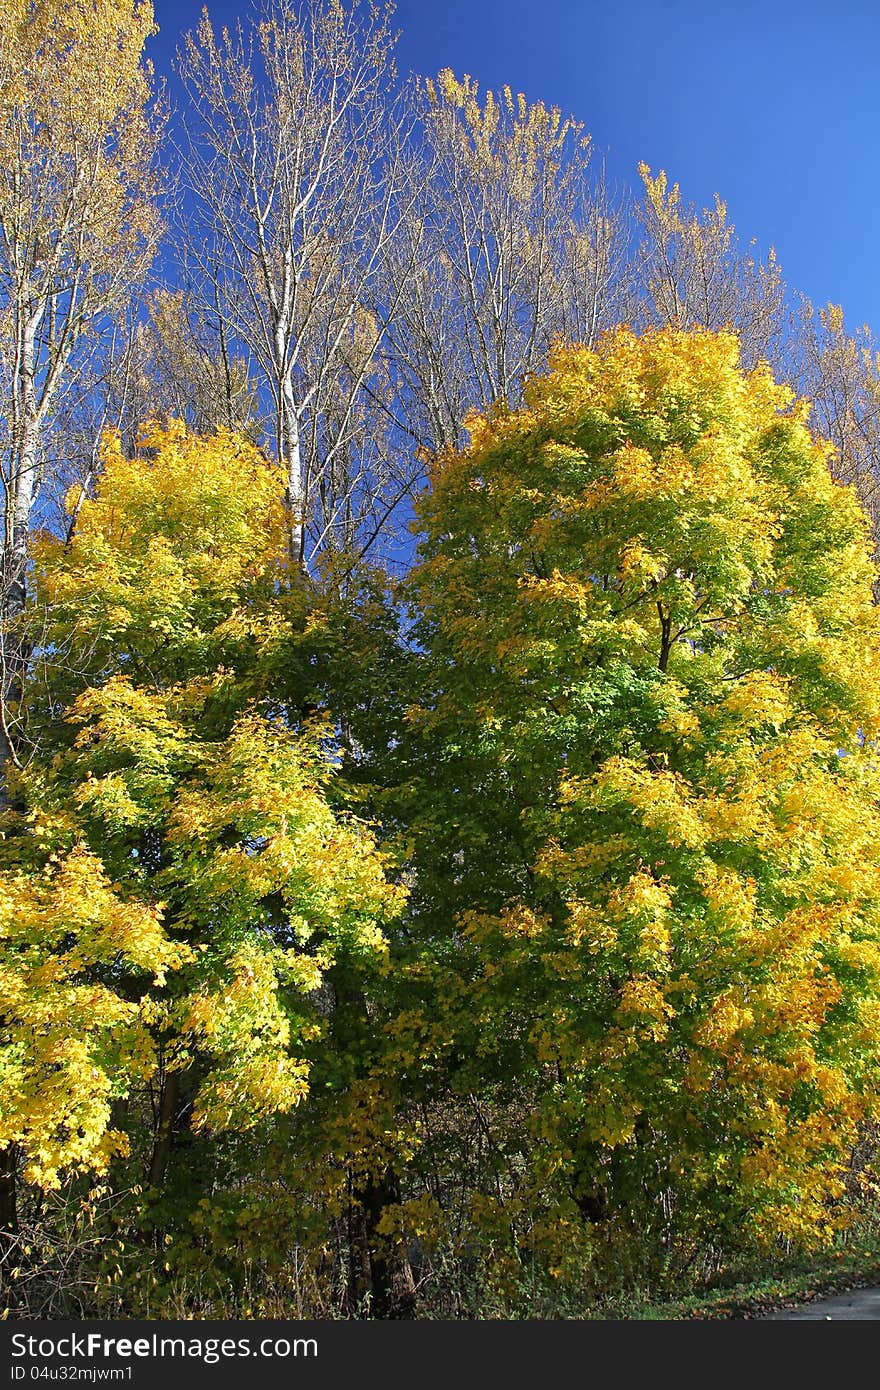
(38, 289, 263, 551)
(793, 298, 880, 547)
(95, 287, 263, 449)
(382, 71, 631, 455)
(0, 0, 163, 784)
(555, 163, 637, 352)
(635, 163, 786, 370)
(0, 0, 163, 1244)
(178, 0, 415, 572)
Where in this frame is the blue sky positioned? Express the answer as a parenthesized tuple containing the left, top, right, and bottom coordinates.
(150, 0, 880, 336)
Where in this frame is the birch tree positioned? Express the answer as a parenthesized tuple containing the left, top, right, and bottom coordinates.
(0, 0, 163, 789)
(178, 0, 411, 572)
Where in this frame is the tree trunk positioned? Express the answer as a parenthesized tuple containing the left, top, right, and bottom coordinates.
(0, 412, 38, 1277)
(348, 1167, 415, 1319)
(0, 1146, 17, 1236)
(0, 1145, 19, 1310)
(282, 398, 305, 571)
(0, 408, 39, 809)
(148, 1069, 181, 1190)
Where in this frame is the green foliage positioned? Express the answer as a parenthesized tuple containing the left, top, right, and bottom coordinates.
(396, 326, 880, 1267)
(9, 328, 880, 1317)
(1, 423, 403, 1215)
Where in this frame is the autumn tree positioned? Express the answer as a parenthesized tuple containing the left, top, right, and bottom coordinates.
(34, 290, 262, 561)
(0, 423, 404, 1307)
(178, 0, 417, 572)
(382, 70, 632, 457)
(636, 165, 786, 370)
(793, 298, 880, 553)
(397, 327, 880, 1287)
(0, 0, 164, 790)
(110, 289, 262, 447)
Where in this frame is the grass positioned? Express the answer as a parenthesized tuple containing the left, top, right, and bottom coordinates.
(598, 1235, 880, 1319)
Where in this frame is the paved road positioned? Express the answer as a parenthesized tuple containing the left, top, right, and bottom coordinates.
(765, 1286, 880, 1319)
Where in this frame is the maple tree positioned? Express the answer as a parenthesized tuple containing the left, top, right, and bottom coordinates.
(0, 424, 404, 1273)
(398, 326, 880, 1277)
(7, 0, 880, 1318)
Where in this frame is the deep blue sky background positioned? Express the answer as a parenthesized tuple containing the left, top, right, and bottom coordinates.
(150, 0, 880, 335)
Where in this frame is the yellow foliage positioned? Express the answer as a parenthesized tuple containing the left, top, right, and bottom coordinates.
(0, 846, 182, 1187)
(12, 419, 407, 1200)
(411, 323, 880, 1253)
